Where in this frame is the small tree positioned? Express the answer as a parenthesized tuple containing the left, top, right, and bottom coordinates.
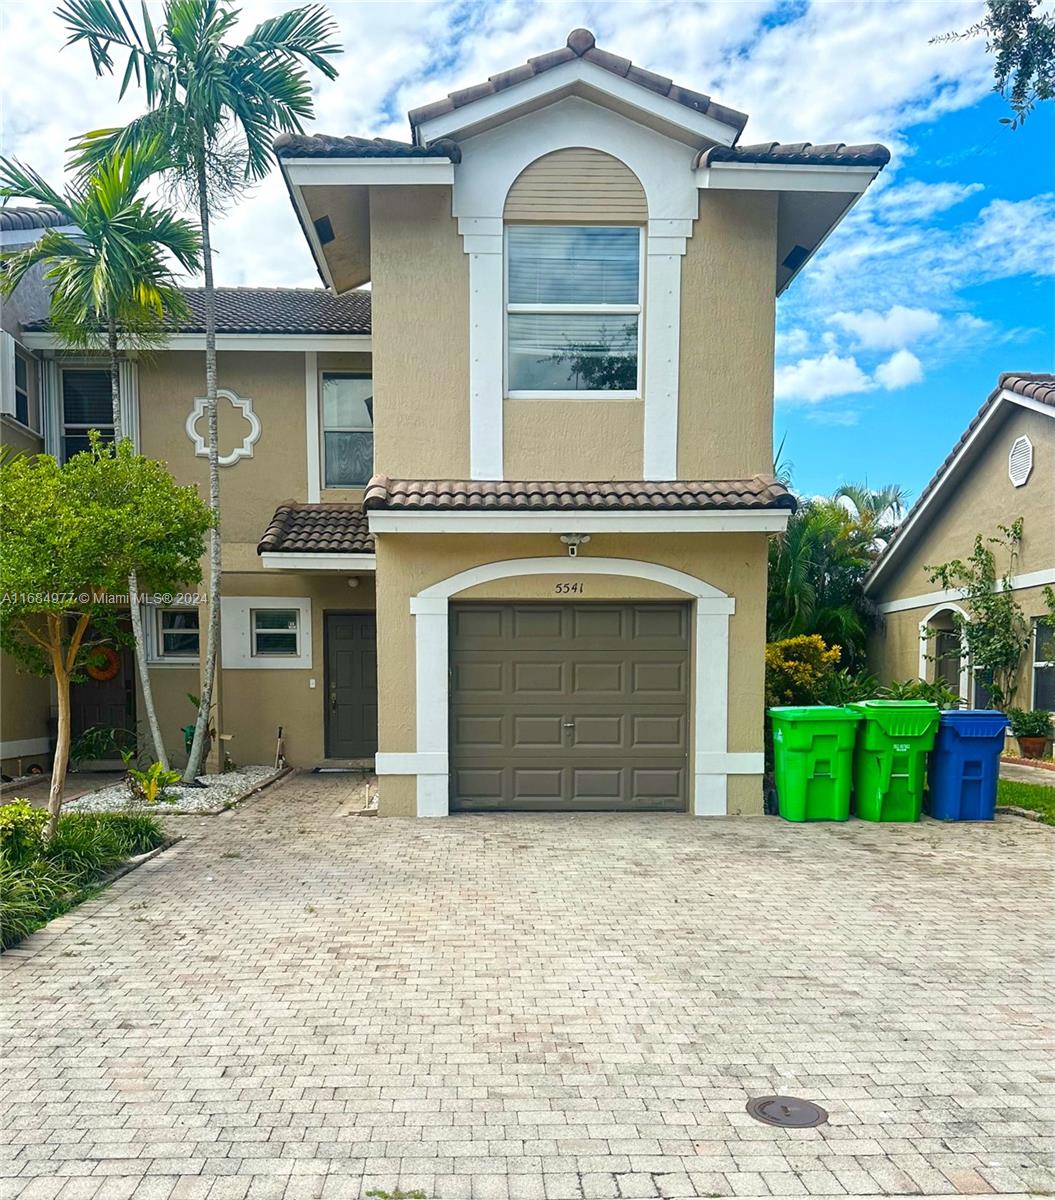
(0, 143, 201, 768)
(60, 0, 342, 783)
(1, 438, 212, 836)
(927, 519, 1034, 709)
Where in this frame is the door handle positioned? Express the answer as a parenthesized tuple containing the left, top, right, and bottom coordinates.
(329, 687, 338, 711)
(562, 722, 575, 728)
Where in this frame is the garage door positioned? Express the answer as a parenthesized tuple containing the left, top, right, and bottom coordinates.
(450, 602, 689, 812)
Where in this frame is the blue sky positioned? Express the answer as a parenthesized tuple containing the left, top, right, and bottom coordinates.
(1, 0, 1053, 503)
(775, 96, 1054, 499)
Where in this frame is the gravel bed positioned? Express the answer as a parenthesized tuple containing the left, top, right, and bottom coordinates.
(65, 765, 283, 815)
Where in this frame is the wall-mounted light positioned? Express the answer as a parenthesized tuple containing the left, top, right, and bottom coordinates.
(559, 533, 591, 558)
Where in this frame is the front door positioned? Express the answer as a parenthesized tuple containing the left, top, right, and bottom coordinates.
(325, 613, 378, 758)
(70, 626, 136, 762)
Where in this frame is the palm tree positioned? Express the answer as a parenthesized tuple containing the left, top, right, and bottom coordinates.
(58, 0, 341, 781)
(0, 144, 201, 769)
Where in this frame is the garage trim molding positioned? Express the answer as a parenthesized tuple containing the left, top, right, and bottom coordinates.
(375, 555, 758, 817)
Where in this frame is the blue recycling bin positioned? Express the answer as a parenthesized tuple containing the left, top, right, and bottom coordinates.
(926, 710, 1009, 821)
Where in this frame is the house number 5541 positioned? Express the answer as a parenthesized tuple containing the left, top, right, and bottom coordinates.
(554, 581, 585, 594)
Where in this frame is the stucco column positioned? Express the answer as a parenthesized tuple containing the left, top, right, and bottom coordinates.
(460, 220, 504, 481)
(692, 600, 734, 816)
(643, 223, 688, 481)
(410, 597, 449, 816)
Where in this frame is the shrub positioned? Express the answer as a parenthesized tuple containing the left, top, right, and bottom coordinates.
(126, 761, 183, 806)
(878, 678, 963, 708)
(765, 635, 842, 707)
(0, 808, 166, 949)
(0, 859, 72, 949)
(0, 800, 46, 865)
(1007, 708, 1054, 739)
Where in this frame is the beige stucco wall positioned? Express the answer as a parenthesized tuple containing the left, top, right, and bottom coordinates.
(1, 654, 52, 776)
(370, 186, 470, 479)
(874, 585, 1051, 708)
(373, 532, 769, 817)
(678, 191, 777, 480)
(0, 412, 43, 456)
(503, 400, 643, 479)
(869, 405, 1053, 702)
(877, 406, 1053, 602)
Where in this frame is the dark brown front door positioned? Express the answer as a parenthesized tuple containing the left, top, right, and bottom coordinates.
(325, 613, 377, 758)
(70, 629, 135, 754)
(450, 603, 689, 812)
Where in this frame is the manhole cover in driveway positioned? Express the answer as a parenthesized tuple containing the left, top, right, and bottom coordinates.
(746, 1095, 828, 1128)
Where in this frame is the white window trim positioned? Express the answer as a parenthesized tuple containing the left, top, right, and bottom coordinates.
(320, 370, 373, 489)
(1033, 618, 1055, 711)
(221, 596, 312, 670)
(453, 98, 698, 481)
(374, 556, 755, 819)
(503, 224, 644, 402)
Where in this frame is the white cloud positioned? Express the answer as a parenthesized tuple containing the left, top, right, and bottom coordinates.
(829, 305, 941, 350)
(875, 348, 924, 389)
(776, 326, 811, 358)
(775, 352, 873, 405)
(0, 0, 998, 288)
(871, 179, 984, 220)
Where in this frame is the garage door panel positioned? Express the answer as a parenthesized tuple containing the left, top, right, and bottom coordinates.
(450, 602, 689, 812)
(512, 767, 563, 800)
(571, 714, 623, 748)
(631, 713, 686, 748)
(452, 659, 505, 696)
(454, 713, 505, 750)
(512, 714, 565, 747)
(513, 661, 564, 694)
(631, 659, 687, 697)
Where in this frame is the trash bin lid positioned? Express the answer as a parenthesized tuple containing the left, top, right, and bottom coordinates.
(847, 699, 940, 738)
(769, 706, 861, 721)
(938, 709, 1009, 735)
(847, 700, 938, 711)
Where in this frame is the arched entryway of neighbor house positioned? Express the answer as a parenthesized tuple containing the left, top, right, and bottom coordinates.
(393, 556, 765, 819)
(918, 604, 970, 703)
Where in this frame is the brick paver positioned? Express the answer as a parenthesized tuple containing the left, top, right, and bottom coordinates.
(2, 772, 1052, 1199)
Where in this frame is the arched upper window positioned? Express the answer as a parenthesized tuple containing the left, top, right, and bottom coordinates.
(504, 150, 647, 399)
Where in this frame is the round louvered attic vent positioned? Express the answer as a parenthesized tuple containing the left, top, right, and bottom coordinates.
(1008, 435, 1033, 487)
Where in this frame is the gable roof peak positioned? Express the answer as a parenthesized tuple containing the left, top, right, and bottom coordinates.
(407, 28, 748, 141)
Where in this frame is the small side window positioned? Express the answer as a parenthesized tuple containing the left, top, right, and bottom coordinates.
(322, 373, 373, 487)
(158, 609, 200, 659)
(252, 608, 299, 657)
(1034, 619, 1055, 711)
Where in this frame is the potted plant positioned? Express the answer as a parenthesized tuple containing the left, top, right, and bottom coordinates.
(1007, 709, 1053, 759)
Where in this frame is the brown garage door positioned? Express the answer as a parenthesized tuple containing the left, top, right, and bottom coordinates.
(450, 602, 689, 812)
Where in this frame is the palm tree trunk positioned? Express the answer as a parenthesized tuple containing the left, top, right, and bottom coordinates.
(183, 153, 221, 783)
(108, 317, 170, 770)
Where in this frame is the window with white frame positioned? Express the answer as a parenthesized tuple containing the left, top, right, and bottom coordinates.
(156, 608, 199, 659)
(322, 373, 373, 487)
(61, 367, 113, 460)
(1033, 618, 1055, 710)
(251, 608, 300, 657)
(14, 352, 38, 430)
(506, 225, 642, 397)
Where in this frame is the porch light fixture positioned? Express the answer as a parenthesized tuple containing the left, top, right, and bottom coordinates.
(559, 533, 591, 558)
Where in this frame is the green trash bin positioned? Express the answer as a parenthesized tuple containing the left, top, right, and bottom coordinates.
(846, 700, 940, 822)
(769, 706, 862, 821)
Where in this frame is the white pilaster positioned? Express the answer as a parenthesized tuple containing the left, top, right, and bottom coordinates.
(643, 228, 686, 480)
(305, 351, 320, 501)
(462, 220, 504, 480)
(693, 606, 733, 815)
(411, 597, 451, 817)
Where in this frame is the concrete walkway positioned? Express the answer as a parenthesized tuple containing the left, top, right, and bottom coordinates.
(999, 759, 1055, 787)
(2, 773, 1053, 1199)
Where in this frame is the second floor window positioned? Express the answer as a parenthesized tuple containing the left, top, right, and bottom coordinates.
(14, 353, 37, 430)
(322, 373, 373, 487)
(61, 368, 113, 460)
(506, 225, 641, 397)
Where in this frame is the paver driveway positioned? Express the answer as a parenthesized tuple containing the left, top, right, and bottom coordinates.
(2, 773, 1053, 1200)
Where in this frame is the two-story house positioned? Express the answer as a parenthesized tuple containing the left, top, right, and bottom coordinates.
(2, 29, 888, 817)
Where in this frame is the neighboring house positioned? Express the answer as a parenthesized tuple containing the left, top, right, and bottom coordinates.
(865, 373, 1054, 711)
(1, 29, 891, 816)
